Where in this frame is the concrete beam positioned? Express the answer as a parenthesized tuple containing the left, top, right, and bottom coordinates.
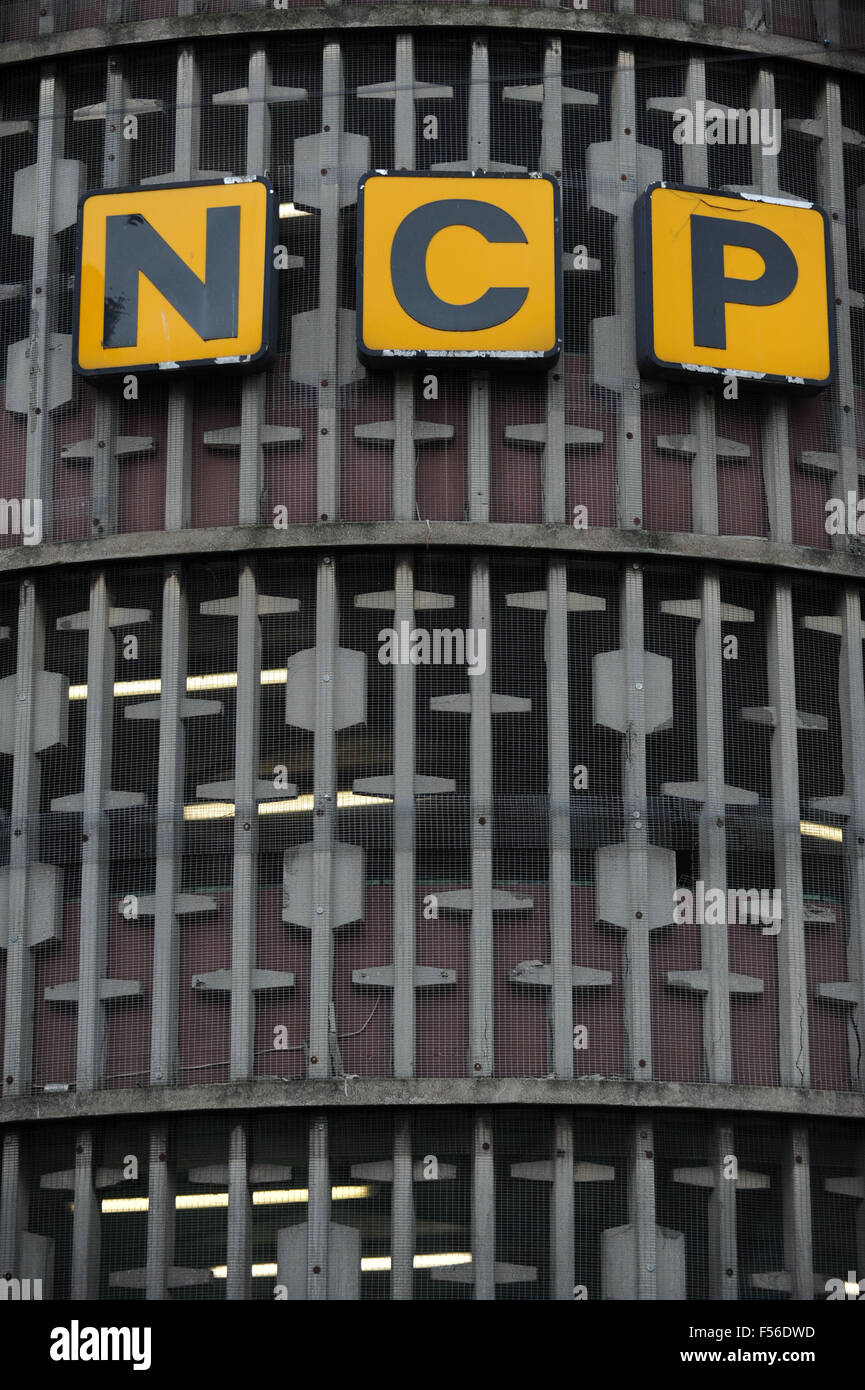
(2, 8, 864, 80)
(3, 523, 865, 585)
(2, 1077, 865, 1126)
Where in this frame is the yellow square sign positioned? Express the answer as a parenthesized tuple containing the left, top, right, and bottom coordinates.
(356, 171, 561, 366)
(635, 183, 834, 390)
(74, 177, 276, 377)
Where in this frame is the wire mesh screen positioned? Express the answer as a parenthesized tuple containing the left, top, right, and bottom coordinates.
(0, 549, 858, 1093)
(0, 31, 864, 536)
(5, 1107, 862, 1299)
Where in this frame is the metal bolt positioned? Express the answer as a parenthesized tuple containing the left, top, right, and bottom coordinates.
(474, 1062, 482, 1071)
(315, 906, 324, 914)
(633, 382, 640, 390)
(647, 1263, 654, 1272)
(632, 810, 640, 819)
(310, 1056, 318, 1064)
(10, 936, 17, 944)
(154, 1073, 162, 1081)
(635, 682, 643, 691)
(323, 674, 331, 682)
(323, 556, 331, 564)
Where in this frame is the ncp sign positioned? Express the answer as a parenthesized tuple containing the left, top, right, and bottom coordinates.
(73, 177, 276, 377)
(356, 171, 562, 366)
(635, 183, 834, 390)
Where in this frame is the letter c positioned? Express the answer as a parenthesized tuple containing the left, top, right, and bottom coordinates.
(390, 198, 529, 331)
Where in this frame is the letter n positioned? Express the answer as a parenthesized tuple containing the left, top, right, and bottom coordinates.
(103, 206, 241, 348)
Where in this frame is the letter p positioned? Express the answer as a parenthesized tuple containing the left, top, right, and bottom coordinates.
(690, 214, 798, 350)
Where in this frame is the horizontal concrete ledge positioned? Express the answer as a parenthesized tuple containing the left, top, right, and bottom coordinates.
(3, 520, 865, 583)
(1, 6, 863, 77)
(2, 1077, 864, 1127)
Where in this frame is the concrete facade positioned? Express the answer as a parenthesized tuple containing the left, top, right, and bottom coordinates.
(0, 0, 864, 1299)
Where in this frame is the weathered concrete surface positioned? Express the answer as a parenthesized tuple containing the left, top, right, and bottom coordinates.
(1, 7, 864, 77)
(2, 1076, 864, 1127)
(2, 520, 865, 583)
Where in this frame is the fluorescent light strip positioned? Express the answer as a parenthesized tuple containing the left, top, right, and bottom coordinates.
(68, 669, 289, 701)
(210, 1253, 473, 1278)
(98, 1185, 371, 1214)
(62, 683, 845, 845)
(183, 790, 392, 821)
(800, 820, 843, 842)
(278, 202, 311, 218)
